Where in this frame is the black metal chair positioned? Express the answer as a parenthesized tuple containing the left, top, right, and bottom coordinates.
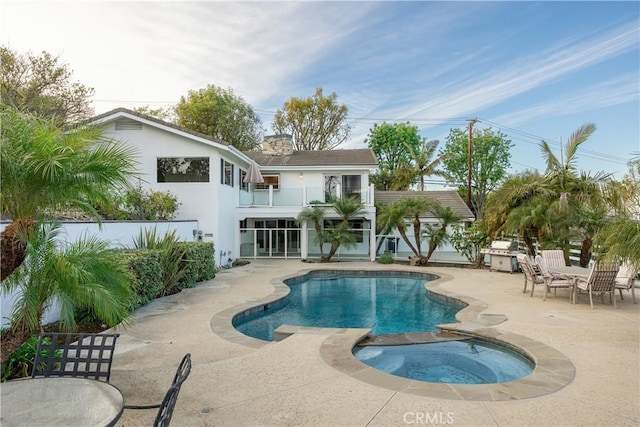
(125, 353, 192, 417)
(32, 332, 120, 382)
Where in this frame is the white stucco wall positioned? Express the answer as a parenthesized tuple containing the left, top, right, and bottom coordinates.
(100, 118, 252, 260)
(0, 220, 199, 328)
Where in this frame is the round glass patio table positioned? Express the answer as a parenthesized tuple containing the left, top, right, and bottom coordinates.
(0, 377, 124, 427)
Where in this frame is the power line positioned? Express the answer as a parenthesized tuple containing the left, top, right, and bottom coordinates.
(476, 118, 630, 166)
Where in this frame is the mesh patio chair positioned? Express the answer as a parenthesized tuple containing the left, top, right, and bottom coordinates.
(576, 262, 619, 309)
(125, 353, 191, 417)
(541, 250, 567, 268)
(516, 254, 544, 296)
(535, 255, 573, 301)
(615, 262, 637, 304)
(32, 332, 120, 382)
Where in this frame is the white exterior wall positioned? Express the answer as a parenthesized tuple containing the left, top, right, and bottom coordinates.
(101, 120, 250, 260)
(0, 220, 199, 328)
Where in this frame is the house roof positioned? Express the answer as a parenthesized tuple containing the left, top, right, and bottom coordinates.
(244, 149, 378, 167)
(85, 108, 230, 146)
(374, 190, 474, 219)
(87, 109, 378, 168)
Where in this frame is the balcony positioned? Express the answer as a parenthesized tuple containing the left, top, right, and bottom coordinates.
(239, 184, 375, 207)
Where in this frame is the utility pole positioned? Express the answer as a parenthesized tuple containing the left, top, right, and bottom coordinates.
(467, 118, 477, 209)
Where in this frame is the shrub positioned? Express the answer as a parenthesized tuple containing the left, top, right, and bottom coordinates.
(117, 249, 164, 309)
(124, 185, 181, 220)
(133, 227, 187, 297)
(378, 253, 395, 264)
(1, 335, 60, 382)
(177, 242, 216, 289)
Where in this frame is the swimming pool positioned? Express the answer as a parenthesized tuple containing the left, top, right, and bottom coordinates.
(353, 338, 534, 384)
(233, 271, 459, 341)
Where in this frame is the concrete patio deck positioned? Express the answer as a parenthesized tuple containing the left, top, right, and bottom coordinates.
(110, 260, 640, 426)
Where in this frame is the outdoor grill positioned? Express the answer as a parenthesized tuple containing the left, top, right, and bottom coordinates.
(481, 240, 523, 273)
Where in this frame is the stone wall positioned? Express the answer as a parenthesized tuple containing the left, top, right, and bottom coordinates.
(262, 134, 294, 155)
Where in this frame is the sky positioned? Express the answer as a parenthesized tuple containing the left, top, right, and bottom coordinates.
(2, 1, 639, 186)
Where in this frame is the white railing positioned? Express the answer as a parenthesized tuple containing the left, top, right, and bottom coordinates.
(239, 184, 374, 207)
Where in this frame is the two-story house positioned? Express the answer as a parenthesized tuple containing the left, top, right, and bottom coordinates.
(89, 109, 378, 262)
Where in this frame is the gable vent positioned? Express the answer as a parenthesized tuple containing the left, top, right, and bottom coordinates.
(115, 118, 143, 130)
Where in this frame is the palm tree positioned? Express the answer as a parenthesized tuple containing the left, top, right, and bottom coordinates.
(376, 202, 418, 257)
(0, 107, 139, 279)
(423, 205, 462, 262)
(397, 197, 439, 258)
(324, 197, 366, 262)
(406, 140, 445, 191)
(1, 223, 133, 356)
(596, 218, 640, 271)
(296, 205, 327, 260)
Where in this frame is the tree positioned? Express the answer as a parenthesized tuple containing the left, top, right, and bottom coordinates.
(407, 139, 445, 191)
(324, 197, 366, 262)
(595, 159, 640, 271)
(0, 107, 139, 279)
(296, 197, 365, 262)
(366, 122, 422, 171)
(440, 127, 513, 219)
(1, 47, 94, 124)
(1, 223, 133, 357)
(272, 87, 350, 150)
(133, 105, 175, 122)
(377, 202, 418, 257)
(449, 222, 489, 268)
(595, 218, 640, 272)
(175, 85, 263, 151)
(366, 122, 443, 190)
(377, 197, 440, 260)
(482, 171, 550, 255)
(539, 123, 610, 265)
(296, 205, 327, 260)
(423, 205, 462, 263)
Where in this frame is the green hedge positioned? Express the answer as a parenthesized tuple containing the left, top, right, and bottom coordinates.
(177, 242, 216, 289)
(118, 249, 164, 310)
(116, 242, 215, 309)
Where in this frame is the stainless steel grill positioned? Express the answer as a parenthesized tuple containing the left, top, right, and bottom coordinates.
(481, 240, 523, 273)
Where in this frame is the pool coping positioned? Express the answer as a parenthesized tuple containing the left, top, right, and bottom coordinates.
(209, 267, 575, 401)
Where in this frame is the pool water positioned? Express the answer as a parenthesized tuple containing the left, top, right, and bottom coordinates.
(234, 272, 459, 341)
(353, 339, 534, 384)
(232, 270, 535, 385)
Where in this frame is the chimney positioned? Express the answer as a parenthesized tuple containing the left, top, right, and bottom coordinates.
(262, 134, 293, 155)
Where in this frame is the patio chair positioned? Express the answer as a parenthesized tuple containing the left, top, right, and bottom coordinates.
(516, 254, 544, 296)
(32, 332, 120, 382)
(615, 262, 637, 304)
(125, 353, 192, 413)
(541, 250, 566, 267)
(535, 255, 573, 301)
(576, 262, 619, 309)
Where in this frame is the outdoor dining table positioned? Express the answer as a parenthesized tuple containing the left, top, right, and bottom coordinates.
(0, 376, 124, 427)
(549, 265, 592, 304)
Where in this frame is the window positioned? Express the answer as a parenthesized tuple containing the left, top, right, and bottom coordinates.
(342, 175, 361, 199)
(157, 157, 209, 183)
(324, 175, 340, 201)
(255, 174, 279, 190)
(220, 159, 234, 187)
(322, 219, 366, 243)
(324, 174, 361, 200)
(239, 169, 249, 191)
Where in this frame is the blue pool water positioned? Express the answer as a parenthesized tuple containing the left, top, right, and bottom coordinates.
(234, 271, 459, 341)
(353, 339, 534, 384)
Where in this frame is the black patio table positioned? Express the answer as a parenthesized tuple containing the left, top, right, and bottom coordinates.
(0, 376, 124, 427)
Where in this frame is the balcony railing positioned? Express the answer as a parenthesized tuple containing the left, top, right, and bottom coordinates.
(239, 185, 374, 207)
